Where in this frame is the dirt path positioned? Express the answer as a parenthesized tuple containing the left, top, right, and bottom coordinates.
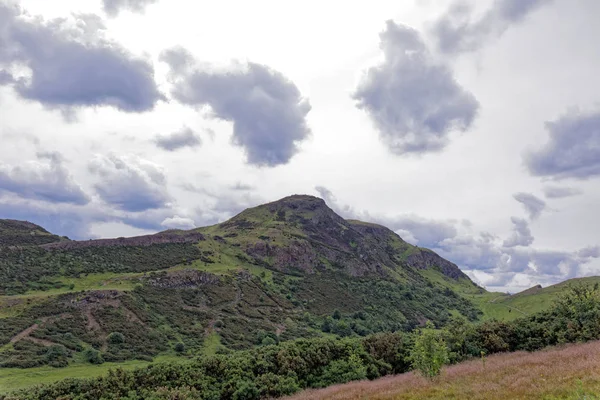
(488, 296, 528, 316)
(9, 315, 66, 347)
(9, 322, 43, 344)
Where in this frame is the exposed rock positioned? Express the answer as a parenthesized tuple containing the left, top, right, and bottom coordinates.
(405, 248, 470, 281)
(42, 230, 205, 250)
(146, 269, 220, 289)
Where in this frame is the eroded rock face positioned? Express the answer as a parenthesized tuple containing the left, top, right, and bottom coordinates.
(246, 240, 318, 274)
(146, 269, 220, 289)
(405, 249, 469, 280)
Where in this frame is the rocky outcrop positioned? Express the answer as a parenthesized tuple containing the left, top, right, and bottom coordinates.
(146, 270, 220, 289)
(42, 230, 205, 250)
(405, 248, 470, 281)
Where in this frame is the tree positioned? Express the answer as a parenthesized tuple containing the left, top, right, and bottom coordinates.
(409, 321, 449, 378)
(107, 332, 125, 344)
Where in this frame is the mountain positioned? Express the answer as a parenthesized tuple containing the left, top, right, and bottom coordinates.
(1, 195, 483, 370)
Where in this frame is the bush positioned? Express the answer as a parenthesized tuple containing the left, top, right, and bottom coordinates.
(44, 345, 69, 368)
(260, 337, 276, 346)
(107, 332, 125, 344)
(409, 321, 449, 378)
(174, 342, 186, 353)
(84, 348, 104, 364)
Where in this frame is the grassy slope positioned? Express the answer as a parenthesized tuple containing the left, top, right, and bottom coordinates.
(285, 340, 600, 400)
(0, 355, 183, 394)
(420, 268, 600, 321)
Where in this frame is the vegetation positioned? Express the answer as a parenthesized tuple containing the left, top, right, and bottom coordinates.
(3, 284, 600, 399)
(409, 322, 448, 378)
(285, 340, 600, 400)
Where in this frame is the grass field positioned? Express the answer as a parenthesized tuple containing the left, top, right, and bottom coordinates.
(286, 340, 600, 400)
(0, 355, 184, 394)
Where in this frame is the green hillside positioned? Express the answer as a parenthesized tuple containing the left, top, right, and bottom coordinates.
(0, 195, 597, 397)
(0, 195, 484, 391)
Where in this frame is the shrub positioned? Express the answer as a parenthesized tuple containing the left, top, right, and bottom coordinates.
(84, 348, 104, 364)
(107, 332, 125, 344)
(410, 321, 449, 378)
(261, 337, 276, 346)
(174, 342, 186, 353)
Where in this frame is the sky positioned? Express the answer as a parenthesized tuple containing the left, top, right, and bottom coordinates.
(0, 0, 599, 292)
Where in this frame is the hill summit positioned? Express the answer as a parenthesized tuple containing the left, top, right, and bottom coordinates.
(215, 194, 469, 280)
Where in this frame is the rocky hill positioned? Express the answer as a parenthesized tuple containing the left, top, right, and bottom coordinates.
(0, 195, 482, 370)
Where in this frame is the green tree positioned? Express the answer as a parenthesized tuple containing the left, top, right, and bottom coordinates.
(410, 321, 449, 378)
(107, 332, 125, 344)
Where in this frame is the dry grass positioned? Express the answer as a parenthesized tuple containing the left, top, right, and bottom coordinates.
(286, 341, 600, 400)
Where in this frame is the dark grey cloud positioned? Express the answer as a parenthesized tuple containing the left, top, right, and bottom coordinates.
(154, 126, 202, 151)
(161, 47, 312, 166)
(0, 4, 163, 114)
(526, 110, 600, 179)
(578, 246, 600, 259)
(0, 152, 89, 205)
(513, 192, 546, 220)
(102, 0, 158, 17)
(543, 185, 583, 199)
(89, 154, 170, 212)
(352, 21, 479, 155)
(503, 217, 534, 247)
(432, 0, 554, 55)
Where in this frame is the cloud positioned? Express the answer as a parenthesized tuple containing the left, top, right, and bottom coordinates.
(513, 192, 546, 220)
(543, 185, 583, 199)
(102, 0, 158, 17)
(0, 4, 163, 115)
(89, 154, 170, 212)
(154, 126, 202, 151)
(161, 215, 196, 230)
(352, 21, 479, 155)
(525, 109, 600, 180)
(161, 47, 312, 166)
(503, 217, 534, 247)
(578, 246, 600, 259)
(230, 182, 254, 191)
(431, 0, 554, 55)
(0, 152, 89, 205)
(436, 232, 507, 271)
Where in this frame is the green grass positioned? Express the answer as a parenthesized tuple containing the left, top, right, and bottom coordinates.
(446, 275, 600, 321)
(202, 332, 221, 356)
(0, 355, 182, 394)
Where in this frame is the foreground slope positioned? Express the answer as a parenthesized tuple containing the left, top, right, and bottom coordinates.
(285, 340, 600, 400)
(0, 195, 481, 372)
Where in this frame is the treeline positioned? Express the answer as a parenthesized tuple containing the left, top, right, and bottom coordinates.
(4, 284, 600, 400)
